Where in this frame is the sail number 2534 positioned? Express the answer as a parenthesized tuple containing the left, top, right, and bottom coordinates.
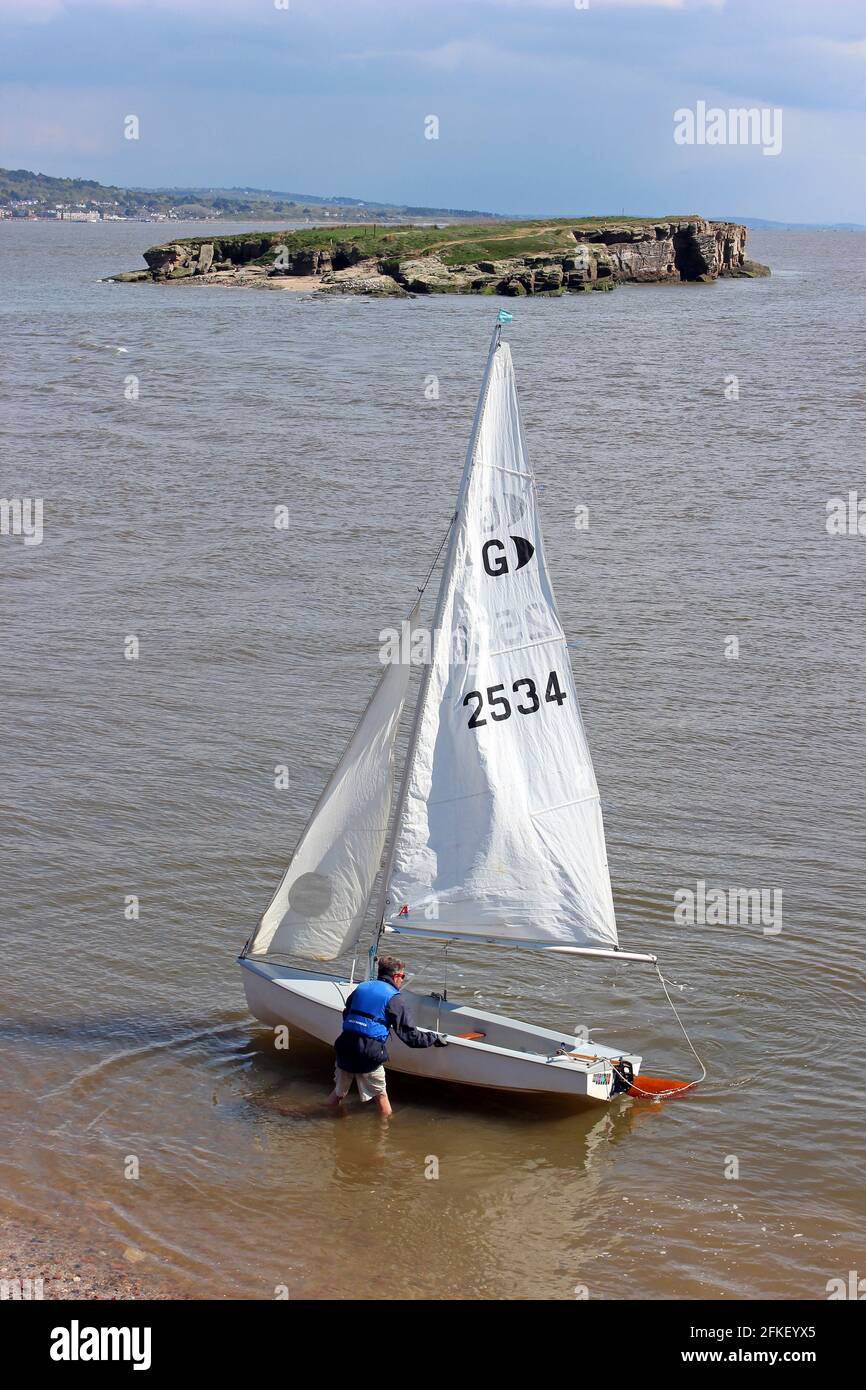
(463, 671, 567, 729)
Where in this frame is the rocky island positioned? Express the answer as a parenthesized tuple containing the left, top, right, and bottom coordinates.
(110, 216, 769, 296)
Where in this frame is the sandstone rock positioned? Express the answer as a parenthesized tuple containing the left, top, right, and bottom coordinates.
(222, 236, 271, 263)
(395, 256, 460, 293)
(319, 270, 408, 298)
(483, 257, 522, 281)
(331, 242, 368, 271)
(124, 219, 768, 295)
(607, 236, 679, 282)
(730, 259, 771, 278)
(527, 260, 564, 292)
(144, 243, 191, 277)
(268, 247, 332, 277)
(467, 273, 498, 293)
(562, 250, 597, 284)
(570, 277, 614, 293)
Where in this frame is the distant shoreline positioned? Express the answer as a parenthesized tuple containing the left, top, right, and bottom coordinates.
(0, 214, 497, 228)
(0, 163, 502, 227)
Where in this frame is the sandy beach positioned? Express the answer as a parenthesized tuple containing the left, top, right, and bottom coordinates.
(0, 1210, 185, 1301)
(198, 268, 324, 291)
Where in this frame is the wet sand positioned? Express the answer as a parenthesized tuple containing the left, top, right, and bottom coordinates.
(0, 1211, 186, 1300)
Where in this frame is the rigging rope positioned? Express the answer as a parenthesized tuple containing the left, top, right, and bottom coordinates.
(610, 962, 706, 1100)
(417, 512, 457, 596)
(557, 959, 706, 1101)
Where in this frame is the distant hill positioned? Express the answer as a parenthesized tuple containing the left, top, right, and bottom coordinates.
(715, 214, 866, 231)
(0, 166, 499, 223)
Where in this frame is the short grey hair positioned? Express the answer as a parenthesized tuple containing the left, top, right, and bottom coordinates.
(377, 955, 405, 982)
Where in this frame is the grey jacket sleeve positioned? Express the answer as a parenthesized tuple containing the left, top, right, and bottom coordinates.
(386, 994, 438, 1048)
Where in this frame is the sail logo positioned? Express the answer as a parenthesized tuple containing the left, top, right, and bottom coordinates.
(480, 491, 528, 531)
(49, 1320, 152, 1370)
(674, 880, 782, 936)
(481, 535, 534, 577)
(287, 871, 332, 917)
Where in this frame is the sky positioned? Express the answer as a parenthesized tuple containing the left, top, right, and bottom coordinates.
(1, 0, 865, 221)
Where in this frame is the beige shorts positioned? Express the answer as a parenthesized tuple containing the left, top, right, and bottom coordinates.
(334, 1064, 387, 1103)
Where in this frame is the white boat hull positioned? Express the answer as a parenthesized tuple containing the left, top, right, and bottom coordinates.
(239, 958, 643, 1104)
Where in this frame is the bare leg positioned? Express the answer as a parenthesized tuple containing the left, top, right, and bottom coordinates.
(325, 1089, 344, 1109)
(375, 1093, 392, 1119)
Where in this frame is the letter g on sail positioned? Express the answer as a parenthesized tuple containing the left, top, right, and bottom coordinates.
(482, 535, 535, 577)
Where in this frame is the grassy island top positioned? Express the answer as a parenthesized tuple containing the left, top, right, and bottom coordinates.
(161, 215, 707, 267)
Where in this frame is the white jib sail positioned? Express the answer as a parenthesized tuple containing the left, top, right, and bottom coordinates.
(250, 599, 420, 961)
(382, 337, 619, 949)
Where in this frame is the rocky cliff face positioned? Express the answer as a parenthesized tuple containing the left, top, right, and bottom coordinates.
(112, 219, 768, 294)
(568, 219, 754, 283)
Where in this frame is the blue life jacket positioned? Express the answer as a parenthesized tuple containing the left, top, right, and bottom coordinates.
(342, 979, 398, 1041)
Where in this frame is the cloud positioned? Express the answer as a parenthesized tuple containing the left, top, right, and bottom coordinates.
(343, 38, 582, 76)
(0, 0, 64, 19)
(0, 0, 249, 13)
(0, 85, 115, 156)
(808, 37, 866, 61)
(0, 0, 863, 219)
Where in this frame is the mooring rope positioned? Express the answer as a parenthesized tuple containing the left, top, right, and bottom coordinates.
(613, 961, 707, 1100)
(556, 960, 707, 1101)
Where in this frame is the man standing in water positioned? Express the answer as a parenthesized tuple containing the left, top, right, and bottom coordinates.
(327, 956, 447, 1117)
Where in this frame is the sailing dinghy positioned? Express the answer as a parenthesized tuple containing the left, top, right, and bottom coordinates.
(239, 318, 701, 1104)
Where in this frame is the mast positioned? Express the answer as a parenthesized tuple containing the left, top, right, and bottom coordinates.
(372, 319, 504, 941)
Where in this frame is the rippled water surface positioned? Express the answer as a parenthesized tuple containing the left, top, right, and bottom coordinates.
(1, 222, 864, 1299)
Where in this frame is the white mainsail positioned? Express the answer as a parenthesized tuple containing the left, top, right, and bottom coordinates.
(381, 333, 619, 949)
(250, 600, 420, 961)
